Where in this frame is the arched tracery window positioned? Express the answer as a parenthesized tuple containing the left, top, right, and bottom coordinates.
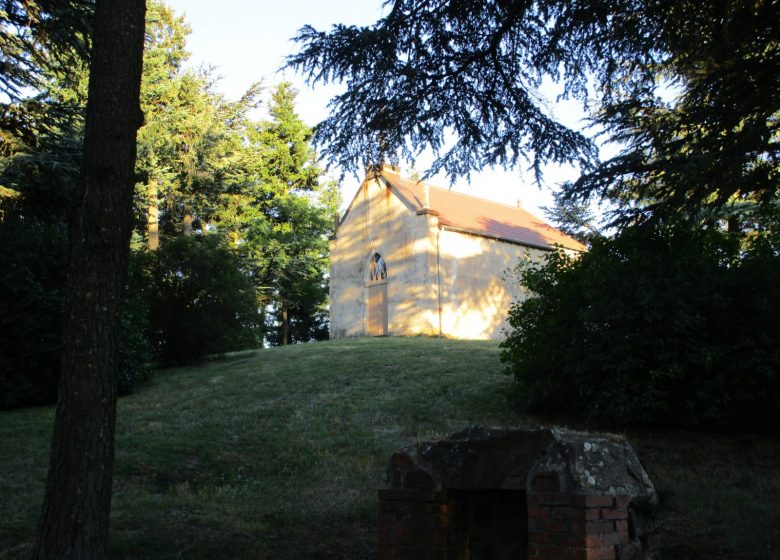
(368, 252, 388, 284)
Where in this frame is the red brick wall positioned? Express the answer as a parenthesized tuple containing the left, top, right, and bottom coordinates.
(378, 472, 634, 560)
(378, 489, 451, 560)
(527, 472, 630, 560)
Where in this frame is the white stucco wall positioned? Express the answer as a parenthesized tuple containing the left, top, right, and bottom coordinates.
(436, 229, 545, 339)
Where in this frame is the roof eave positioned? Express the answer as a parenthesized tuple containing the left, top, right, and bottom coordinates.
(438, 223, 583, 252)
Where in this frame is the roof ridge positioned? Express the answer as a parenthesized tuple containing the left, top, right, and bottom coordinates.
(392, 173, 544, 216)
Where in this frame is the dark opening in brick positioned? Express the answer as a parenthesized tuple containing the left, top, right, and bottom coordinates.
(451, 489, 528, 560)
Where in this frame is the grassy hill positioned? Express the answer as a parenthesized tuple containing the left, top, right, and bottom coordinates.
(1, 337, 778, 559)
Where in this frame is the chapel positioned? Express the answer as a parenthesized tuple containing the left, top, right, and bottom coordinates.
(328, 165, 585, 339)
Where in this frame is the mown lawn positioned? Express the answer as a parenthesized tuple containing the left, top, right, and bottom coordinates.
(1, 337, 778, 559)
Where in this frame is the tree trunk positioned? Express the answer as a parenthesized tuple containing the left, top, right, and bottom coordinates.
(727, 215, 740, 235)
(281, 307, 290, 345)
(183, 202, 193, 235)
(33, 1, 146, 559)
(147, 179, 159, 250)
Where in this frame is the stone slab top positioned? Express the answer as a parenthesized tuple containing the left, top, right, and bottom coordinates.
(386, 425, 656, 507)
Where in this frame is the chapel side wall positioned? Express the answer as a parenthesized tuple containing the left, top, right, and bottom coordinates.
(437, 229, 548, 340)
(329, 176, 437, 338)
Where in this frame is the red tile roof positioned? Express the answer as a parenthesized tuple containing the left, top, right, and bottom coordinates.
(379, 169, 587, 252)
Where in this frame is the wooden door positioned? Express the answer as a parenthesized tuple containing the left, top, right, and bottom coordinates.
(368, 282, 388, 336)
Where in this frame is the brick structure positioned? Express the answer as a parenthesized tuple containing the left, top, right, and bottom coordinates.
(526, 486, 631, 560)
(378, 427, 660, 560)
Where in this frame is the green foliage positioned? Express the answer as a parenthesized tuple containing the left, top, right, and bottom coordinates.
(290, 1, 779, 223)
(0, 1, 92, 98)
(0, 0, 92, 152)
(500, 224, 780, 429)
(541, 189, 600, 245)
(133, 1, 268, 243)
(119, 252, 155, 395)
(251, 83, 321, 197)
(1, 3, 333, 403)
(0, 217, 153, 409)
(220, 83, 333, 345)
(134, 1, 239, 239)
(569, 1, 780, 225)
(143, 235, 262, 365)
(258, 194, 331, 345)
(242, 191, 331, 345)
(0, 216, 66, 409)
(289, 0, 598, 181)
(0, 130, 82, 223)
(0, 0, 152, 406)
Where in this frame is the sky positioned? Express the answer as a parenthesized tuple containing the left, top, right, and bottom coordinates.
(164, 0, 592, 217)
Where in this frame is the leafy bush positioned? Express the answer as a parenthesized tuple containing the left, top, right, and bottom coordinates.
(500, 223, 780, 430)
(264, 280, 330, 346)
(0, 217, 67, 409)
(0, 218, 153, 409)
(144, 235, 262, 365)
(119, 251, 154, 394)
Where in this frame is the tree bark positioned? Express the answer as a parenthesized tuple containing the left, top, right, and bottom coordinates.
(33, 1, 146, 559)
(183, 201, 193, 236)
(147, 179, 159, 250)
(281, 307, 289, 345)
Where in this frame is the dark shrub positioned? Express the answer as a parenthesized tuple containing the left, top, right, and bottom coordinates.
(0, 217, 66, 408)
(119, 250, 154, 394)
(145, 235, 261, 365)
(0, 218, 152, 409)
(500, 223, 780, 430)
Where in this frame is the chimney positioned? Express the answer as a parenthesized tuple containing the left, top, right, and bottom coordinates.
(423, 184, 430, 210)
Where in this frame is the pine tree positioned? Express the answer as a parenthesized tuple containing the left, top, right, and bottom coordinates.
(541, 190, 600, 245)
(33, 0, 146, 557)
(136, 0, 192, 249)
(289, 0, 780, 224)
(135, 2, 234, 245)
(0, 1, 92, 154)
(225, 83, 332, 345)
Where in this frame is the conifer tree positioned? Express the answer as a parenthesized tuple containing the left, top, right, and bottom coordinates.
(0, 1, 91, 154)
(228, 83, 332, 344)
(136, 0, 192, 248)
(33, 0, 146, 557)
(289, 0, 780, 224)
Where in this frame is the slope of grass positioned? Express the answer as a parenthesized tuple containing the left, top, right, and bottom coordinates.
(1, 337, 778, 559)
